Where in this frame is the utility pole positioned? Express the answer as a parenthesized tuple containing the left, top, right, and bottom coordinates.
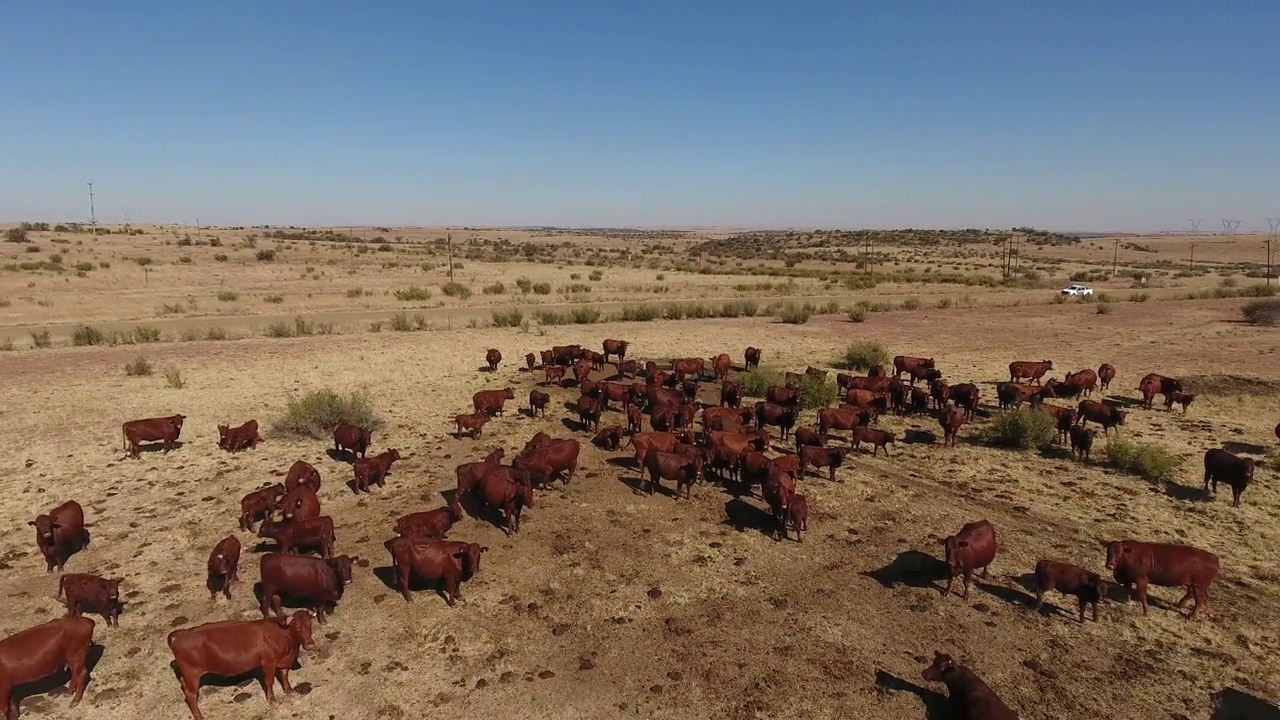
(87, 182, 96, 239)
(1112, 238, 1120, 277)
(447, 233, 454, 283)
(1189, 243, 1197, 273)
(1266, 218, 1279, 285)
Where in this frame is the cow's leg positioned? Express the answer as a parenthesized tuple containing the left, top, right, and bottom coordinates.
(260, 662, 277, 701)
(943, 571, 955, 597)
(961, 570, 973, 600)
(1135, 578, 1150, 615)
(178, 668, 206, 720)
(68, 643, 90, 705)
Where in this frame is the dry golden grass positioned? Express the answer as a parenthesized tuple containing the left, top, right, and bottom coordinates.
(1, 291, 1278, 719)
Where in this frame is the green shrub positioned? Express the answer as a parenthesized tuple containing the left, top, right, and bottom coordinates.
(737, 367, 785, 398)
(536, 310, 567, 326)
(164, 367, 185, 389)
(778, 303, 812, 324)
(264, 321, 293, 338)
(389, 312, 414, 332)
(264, 294, 284, 304)
(492, 309, 524, 327)
(532, 282, 552, 295)
(588, 270, 604, 281)
(442, 282, 473, 299)
(793, 374, 839, 410)
(30, 329, 51, 348)
(663, 303, 686, 320)
(1096, 303, 1114, 315)
(515, 277, 533, 294)
(216, 290, 239, 302)
(1106, 437, 1182, 480)
(1242, 298, 1280, 326)
(840, 341, 889, 371)
(848, 307, 868, 323)
(618, 305, 660, 322)
(570, 307, 600, 324)
(394, 285, 432, 301)
(256, 249, 276, 261)
(124, 357, 153, 376)
(984, 408, 1056, 449)
(482, 282, 506, 295)
(273, 388, 381, 439)
(5, 227, 28, 243)
(71, 324, 104, 346)
(347, 287, 365, 298)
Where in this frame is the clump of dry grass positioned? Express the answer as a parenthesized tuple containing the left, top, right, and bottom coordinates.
(273, 388, 381, 439)
(163, 366, 185, 389)
(124, 357, 153, 376)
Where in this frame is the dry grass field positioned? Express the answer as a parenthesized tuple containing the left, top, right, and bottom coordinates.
(2, 224, 1279, 720)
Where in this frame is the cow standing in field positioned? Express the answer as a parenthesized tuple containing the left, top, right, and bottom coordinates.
(217, 419, 261, 452)
(58, 573, 121, 626)
(122, 414, 186, 458)
(939, 407, 966, 447)
(744, 347, 761, 371)
(1105, 540, 1219, 618)
(1064, 369, 1098, 397)
(207, 535, 241, 600)
(921, 652, 1019, 720)
(1203, 448, 1254, 507)
(259, 554, 354, 622)
(1008, 360, 1053, 385)
(893, 356, 935, 380)
(1077, 400, 1125, 435)
(0, 616, 96, 719)
(1097, 363, 1116, 390)
(1034, 560, 1104, 623)
(710, 353, 732, 380)
(240, 484, 285, 532)
(333, 422, 371, 459)
(1166, 391, 1195, 413)
(30, 500, 88, 572)
(485, 348, 502, 372)
(528, 389, 550, 418)
(473, 388, 516, 416)
(284, 461, 321, 493)
(941, 520, 996, 600)
(1137, 373, 1183, 410)
(384, 538, 486, 605)
(602, 339, 629, 363)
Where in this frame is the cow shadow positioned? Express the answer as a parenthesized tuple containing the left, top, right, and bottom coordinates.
(1211, 687, 1280, 720)
(861, 550, 949, 590)
(476, 365, 496, 373)
(873, 670, 950, 720)
(1222, 441, 1268, 456)
(976, 580, 1038, 610)
(325, 448, 356, 463)
(11, 643, 106, 711)
(167, 656, 301, 692)
(560, 417, 592, 433)
(903, 429, 938, 444)
(616, 473, 664, 497)
(606, 456, 637, 471)
(723, 498, 775, 536)
(1161, 479, 1209, 502)
(1103, 396, 1143, 409)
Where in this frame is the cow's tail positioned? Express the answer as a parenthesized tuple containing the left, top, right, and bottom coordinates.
(121, 424, 128, 453)
(56, 574, 66, 599)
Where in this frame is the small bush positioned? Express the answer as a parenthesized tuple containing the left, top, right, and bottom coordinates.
(164, 367, 185, 389)
(588, 270, 604, 281)
(74, 261, 94, 273)
(132, 325, 162, 343)
(936, 297, 953, 309)
(984, 408, 1056, 449)
(778, 303, 812, 324)
(264, 294, 284, 304)
(134, 256, 153, 266)
(1107, 437, 1182, 480)
(389, 312, 414, 332)
(124, 357, 153, 376)
(214, 253, 228, 262)
(1096, 292, 1114, 303)
(99, 261, 110, 269)
(205, 326, 228, 341)
(264, 321, 293, 338)
(655, 273, 666, 281)
(515, 277, 533, 294)
(369, 321, 383, 332)
(492, 309, 524, 327)
(178, 255, 192, 264)
(618, 305, 660, 322)
(848, 307, 868, 323)
(737, 367, 785, 398)
(840, 341, 889, 371)
(0, 338, 13, 351)
(482, 282, 506, 295)
(395, 285, 433, 301)
(5, 227, 28, 243)
(536, 310, 567, 326)
(273, 388, 381, 439)
(1220, 276, 1239, 288)
(293, 317, 314, 336)
(570, 307, 600, 324)
(532, 282, 552, 295)
(793, 374, 839, 410)
(1096, 303, 1114, 315)
(347, 287, 365, 298)
(900, 297, 922, 311)
(25, 245, 41, 253)
(216, 290, 239, 302)
(442, 282, 473, 299)
(256, 249, 276, 261)
(560, 283, 592, 294)
(1242, 298, 1280, 326)
(1129, 292, 1150, 302)
(71, 324, 104, 346)
(30, 329, 51, 348)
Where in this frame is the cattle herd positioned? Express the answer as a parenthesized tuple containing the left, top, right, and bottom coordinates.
(4, 336, 1276, 720)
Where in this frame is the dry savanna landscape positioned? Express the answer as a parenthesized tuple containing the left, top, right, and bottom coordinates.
(2, 222, 1280, 720)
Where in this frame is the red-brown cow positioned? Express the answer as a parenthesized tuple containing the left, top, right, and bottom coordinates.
(477, 474, 533, 534)
(454, 412, 490, 439)
(629, 431, 690, 466)
(395, 502, 463, 540)
(643, 450, 703, 499)
(614, 359, 638, 378)
(798, 445, 848, 482)
(868, 364, 887, 377)
(755, 402, 797, 440)
(168, 611, 314, 720)
(592, 425, 626, 451)
(473, 388, 516, 416)
(217, 419, 261, 452)
(485, 348, 502, 372)
(1098, 362, 1116, 390)
(525, 352, 537, 370)
(528, 389, 550, 418)
(455, 462, 531, 497)
(333, 421, 371, 459)
(122, 414, 186, 459)
(514, 438, 581, 485)
(671, 357, 705, 380)
(483, 448, 504, 464)
(277, 485, 321, 523)
(1137, 373, 1183, 410)
(584, 349, 607, 372)
(818, 406, 869, 444)
(284, 460, 321, 493)
(58, 573, 121, 626)
(29, 500, 88, 573)
(893, 355, 936, 380)
(0, 616, 95, 719)
(1077, 400, 1126, 435)
(1043, 377, 1085, 401)
(786, 493, 809, 543)
(921, 653, 1018, 720)
(543, 365, 567, 386)
(996, 382, 1052, 411)
(703, 406, 754, 428)
(599, 381, 635, 412)
(540, 349, 555, 367)
(1105, 540, 1219, 618)
(259, 553, 353, 622)
(766, 385, 802, 406)
(626, 403, 643, 434)
(908, 366, 942, 387)
(1203, 448, 1255, 507)
(1069, 425, 1095, 461)
(851, 426, 894, 456)
(602, 339, 629, 363)
(949, 383, 980, 419)
(258, 516, 336, 558)
(385, 538, 486, 605)
(909, 386, 930, 414)
(575, 396, 602, 432)
(939, 407, 966, 447)
(207, 535, 241, 600)
(1166, 391, 1195, 414)
(930, 379, 951, 411)
(711, 353, 731, 380)
(1065, 368, 1098, 397)
(1036, 404, 1077, 443)
(1034, 560, 1104, 623)
(762, 470, 796, 540)
(793, 425, 824, 452)
(704, 444, 740, 483)
(240, 484, 285, 532)
(552, 344, 584, 364)
(1009, 360, 1053, 384)
(719, 379, 741, 408)
(353, 449, 401, 493)
(744, 346, 762, 371)
(572, 359, 592, 385)
(942, 520, 996, 600)
(844, 375, 896, 394)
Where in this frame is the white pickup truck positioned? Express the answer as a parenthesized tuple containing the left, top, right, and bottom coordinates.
(1060, 284, 1094, 297)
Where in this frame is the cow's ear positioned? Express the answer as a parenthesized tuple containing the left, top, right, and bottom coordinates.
(481, 547, 489, 553)
(27, 520, 36, 527)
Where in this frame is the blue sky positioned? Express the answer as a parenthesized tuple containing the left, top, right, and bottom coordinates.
(1, 2, 1277, 230)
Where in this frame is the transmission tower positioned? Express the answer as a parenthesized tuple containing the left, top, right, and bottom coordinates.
(1188, 218, 1202, 237)
(1221, 218, 1241, 242)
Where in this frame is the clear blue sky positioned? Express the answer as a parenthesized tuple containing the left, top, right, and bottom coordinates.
(2, 2, 1277, 231)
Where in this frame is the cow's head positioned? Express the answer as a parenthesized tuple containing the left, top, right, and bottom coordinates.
(328, 555, 355, 585)
(1115, 410, 1127, 426)
(217, 425, 230, 445)
(690, 456, 706, 484)
(922, 652, 958, 683)
(171, 414, 186, 430)
(28, 514, 58, 546)
(518, 480, 534, 509)
(459, 543, 488, 576)
(1243, 458, 1256, 481)
(1104, 541, 1129, 570)
(384, 449, 402, 466)
(285, 610, 317, 650)
(106, 578, 121, 605)
(942, 535, 966, 570)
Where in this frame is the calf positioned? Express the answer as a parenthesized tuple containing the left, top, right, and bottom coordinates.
(0, 616, 96, 719)
(921, 653, 1018, 720)
(941, 520, 996, 600)
(455, 412, 490, 439)
(786, 493, 809, 543)
(284, 460, 321, 493)
(592, 425, 626, 451)
(240, 483, 285, 531)
(1068, 425, 1095, 461)
(543, 365, 566, 386)
(485, 348, 502, 371)
(477, 474, 534, 535)
(1077, 399, 1125, 435)
(793, 425, 824, 452)
(626, 403, 643, 434)
(1033, 560, 1103, 622)
(122, 413, 186, 458)
(643, 450, 704, 499)
(1138, 373, 1182, 410)
(1203, 448, 1255, 507)
(798, 445, 849, 482)
(217, 419, 261, 452)
(1105, 540, 1219, 618)
(395, 502, 464, 539)
(614, 359, 638, 378)
(525, 352, 536, 370)
(58, 573, 121, 627)
(167, 611, 315, 720)
(258, 516, 336, 558)
(939, 407, 966, 447)
(1166, 391, 1195, 414)
(259, 553, 354, 623)
(29, 500, 88, 572)
(1098, 362, 1116, 390)
(333, 421, 371, 459)
(851, 426, 894, 456)
(277, 485, 321, 523)
(528, 389, 550, 417)
(384, 537, 487, 605)
(353, 448, 401, 493)
(207, 535, 241, 600)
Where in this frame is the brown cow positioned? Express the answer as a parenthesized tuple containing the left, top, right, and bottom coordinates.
(1076, 400, 1125, 435)
(930, 379, 951, 411)
(207, 535, 241, 600)
(543, 365, 566, 386)
(528, 389, 550, 418)
(671, 357, 705, 380)
(996, 382, 1051, 411)
(258, 553, 353, 622)
(0, 616, 95, 719)
(626, 403, 643, 434)
(277, 485, 321, 523)
(1203, 448, 1255, 507)
(575, 396, 602, 432)
(540, 349, 555, 367)
(793, 425, 824, 452)
(1098, 362, 1116, 390)
(395, 502, 463, 539)
(893, 355, 936, 380)
(786, 493, 809, 543)
(29, 500, 88, 573)
(473, 388, 516, 416)
(477, 473, 533, 534)
(744, 346, 761, 371)
(217, 419, 261, 452)
(168, 611, 315, 720)
(1068, 425, 1095, 461)
(284, 461, 321, 493)
(908, 386, 930, 414)
(755, 401, 797, 440)
(798, 445, 848, 482)
(1137, 373, 1182, 410)
(819, 405, 870, 444)
(602, 339, 629, 362)
(584, 349, 606, 372)
(455, 462, 531, 498)
(868, 364, 886, 377)
(762, 470, 796, 540)
(514, 438, 581, 485)
(552, 344, 584, 364)
(58, 573, 121, 626)
(1036, 404, 1077, 443)
(485, 348, 501, 371)
(572, 359, 592, 385)
(719, 379, 741, 408)
(921, 653, 1018, 720)
(482, 448, 504, 464)
(1034, 560, 1104, 623)
(643, 450, 703, 499)
(851, 426, 894, 456)
(1065, 368, 1098, 397)
(942, 520, 996, 600)
(1009, 360, 1053, 384)
(711, 353, 731, 380)
(592, 425, 626, 451)
(258, 516, 336, 558)
(844, 375, 896, 394)
(122, 414, 186, 458)
(908, 366, 942, 387)
(766, 385, 801, 406)
(385, 538, 486, 605)
(1166, 391, 1195, 414)
(939, 407, 966, 447)
(1043, 377, 1085, 401)
(949, 383, 980, 419)
(704, 444, 740, 483)
(353, 449, 401, 493)
(1105, 540, 1219, 618)
(525, 352, 537, 370)
(629, 431, 691, 466)
(240, 484, 285, 532)
(614, 359, 638, 378)
(333, 421, 371, 459)
(599, 381, 635, 412)
(454, 412, 490, 439)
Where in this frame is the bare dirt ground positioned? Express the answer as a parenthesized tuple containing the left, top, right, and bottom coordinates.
(1, 294, 1278, 720)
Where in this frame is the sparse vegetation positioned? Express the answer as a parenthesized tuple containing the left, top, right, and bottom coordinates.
(394, 285, 432, 302)
(491, 309, 524, 327)
(1242, 298, 1280, 326)
(792, 373, 839, 410)
(273, 388, 381, 439)
(124, 357, 153, 376)
(163, 367, 185, 389)
(216, 290, 239, 302)
(515, 277, 533, 294)
(264, 321, 294, 338)
(848, 307, 869, 323)
(30, 329, 51, 348)
(482, 282, 506, 295)
(840, 341, 889, 371)
(1106, 437, 1182, 481)
(1096, 303, 1114, 315)
(71, 324, 104, 346)
(900, 297, 922, 311)
(738, 367, 785, 398)
(264, 294, 284, 304)
(389, 312, 414, 332)
(442, 282, 473, 299)
(778, 303, 812, 324)
(256, 249, 277, 261)
(347, 287, 365, 298)
(985, 408, 1056, 449)
(617, 305, 661, 322)
(532, 282, 552, 295)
